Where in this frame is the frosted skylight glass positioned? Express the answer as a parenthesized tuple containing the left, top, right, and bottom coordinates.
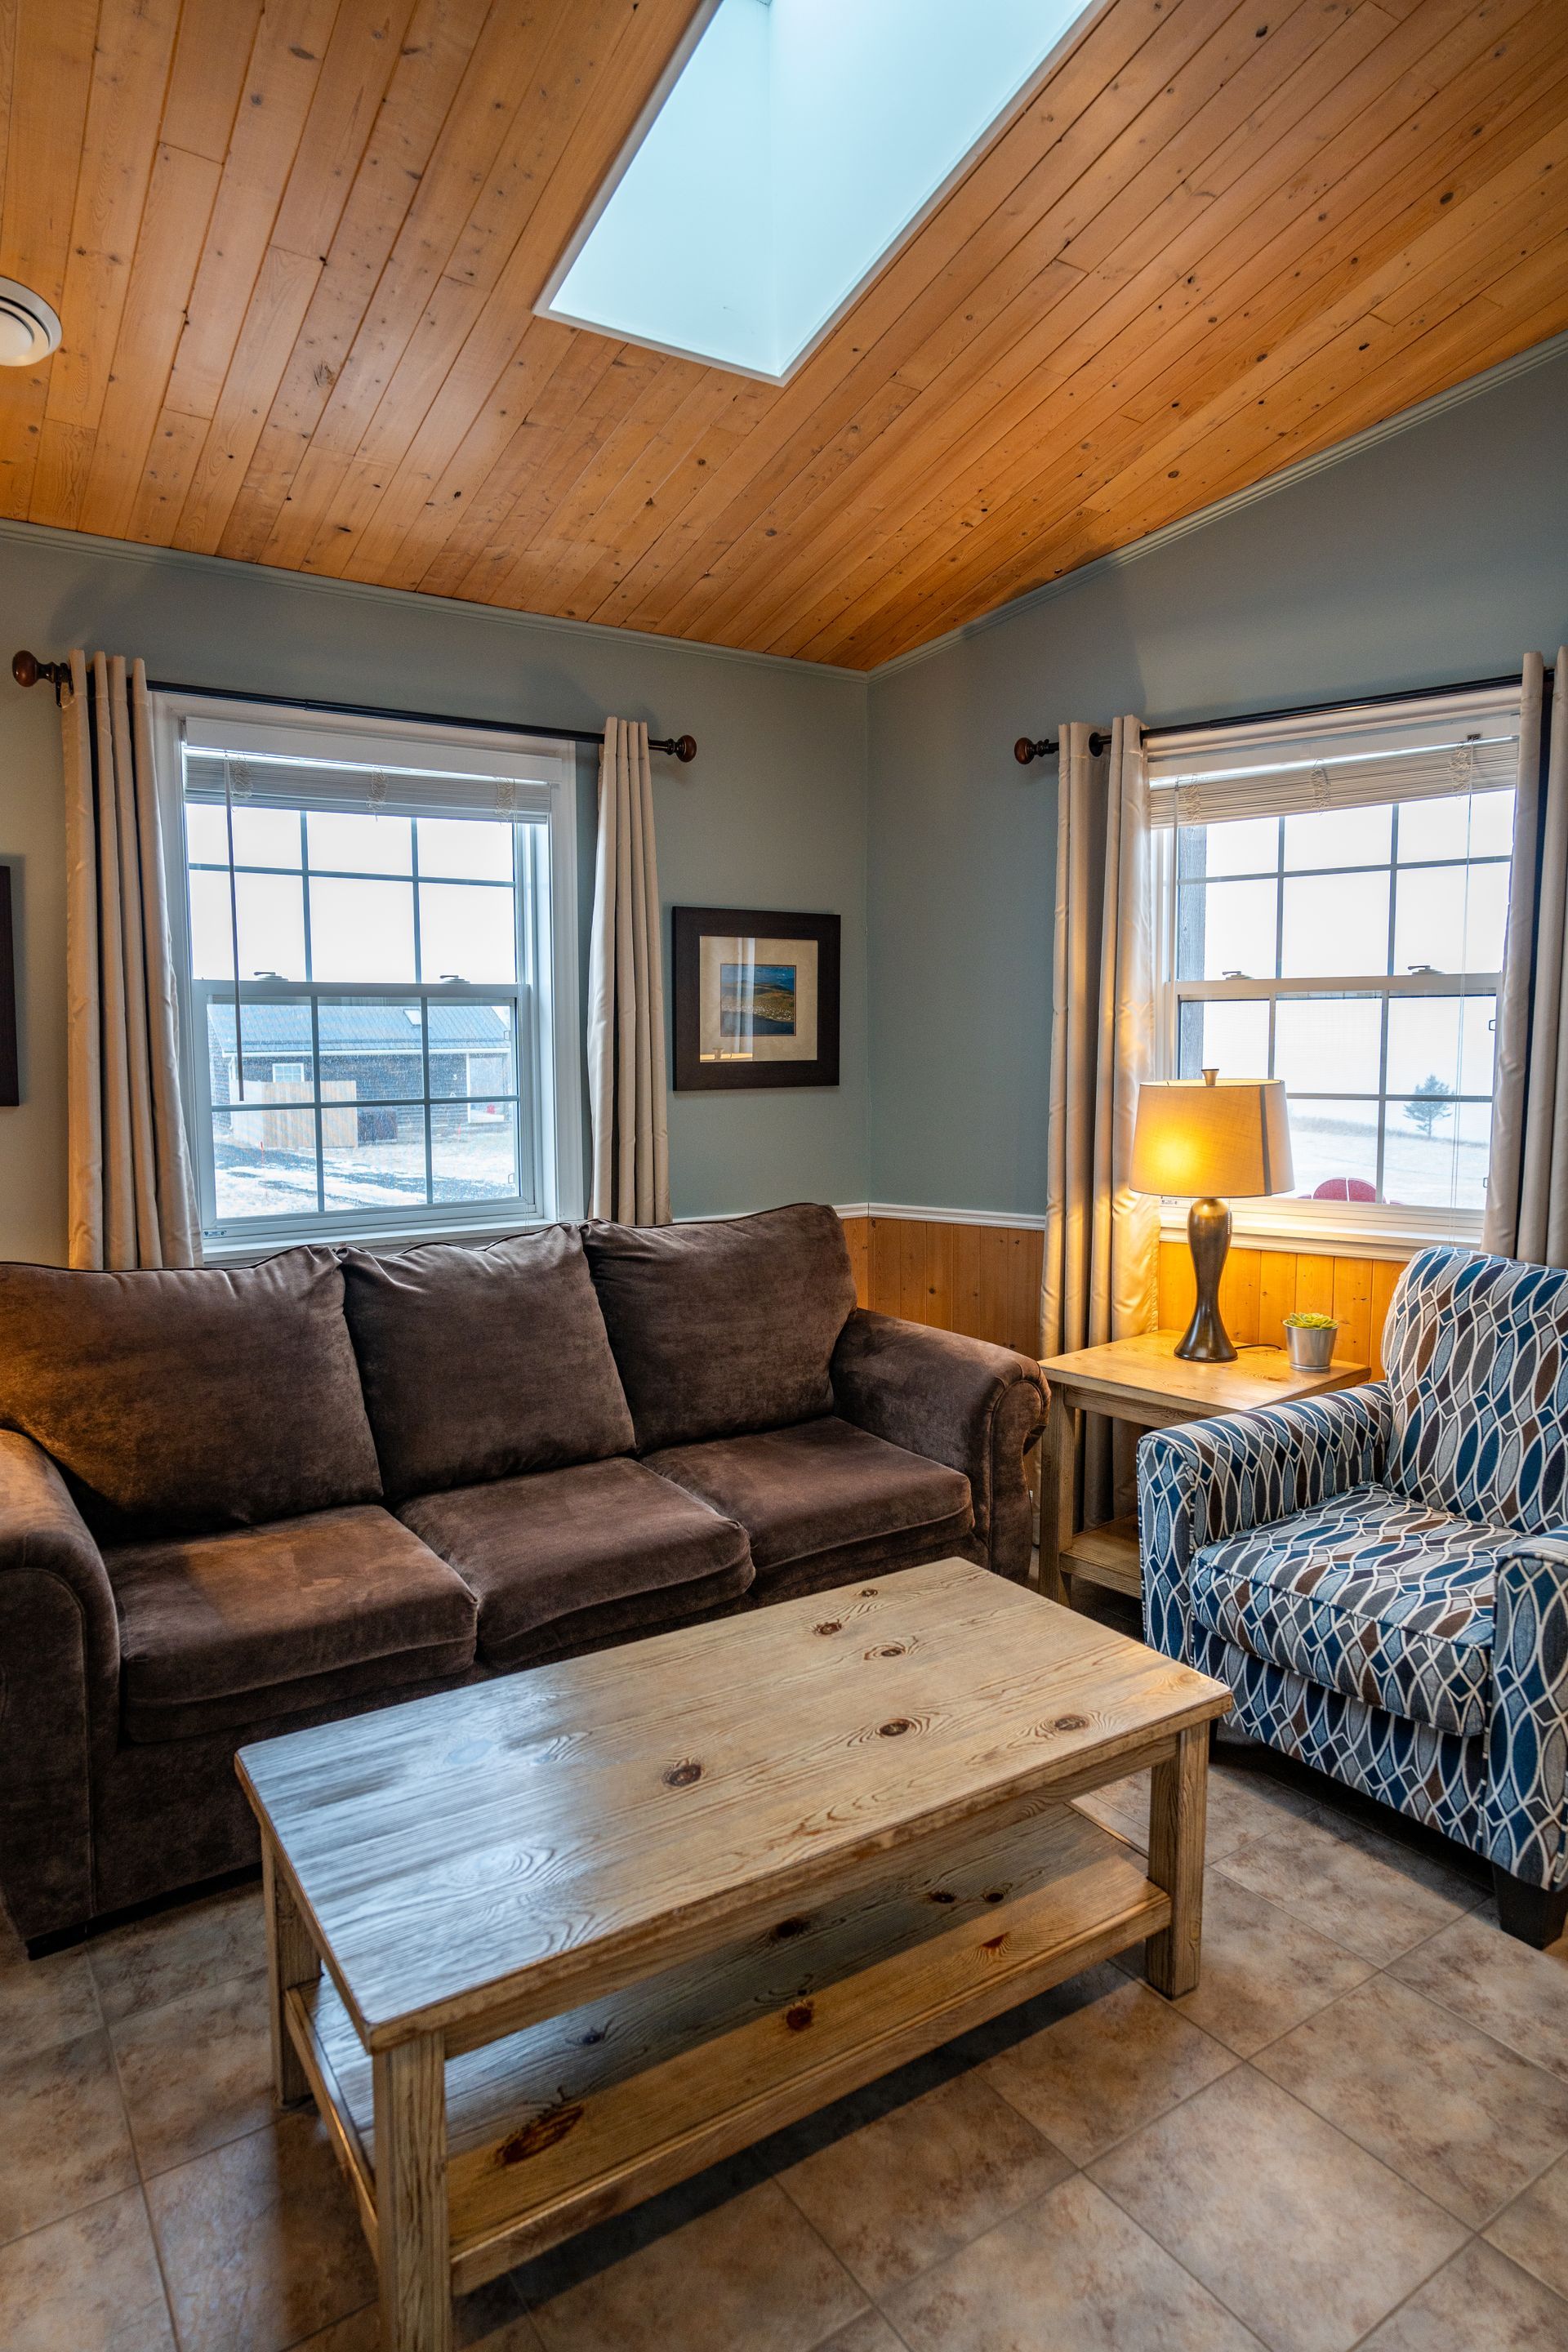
(540, 0, 1097, 382)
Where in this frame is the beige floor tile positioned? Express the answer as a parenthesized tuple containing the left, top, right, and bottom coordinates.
(810, 2317, 906, 2352)
(0, 2185, 175, 2352)
(0, 2026, 138, 2243)
(981, 1960, 1236, 2164)
(89, 1884, 266, 2026)
(290, 2278, 541, 2348)
(1132, 1870, 1377, 2058)
(0, 1914, 102, 2056)
(1089, 2065, 1467, 2352)
(110, 1964, 275, 2176)
(146, 2110, 377, 2352)
(1077, 1762, 1332, 1865)
(1392, 1909, 1568, 2080)
(1486, 2150, 1568, 2300)
(883, 2172, 1266, 2352)
(777, 2065, 1071, 2295)
(1357, 2238, 1568, 2350)
(1216, 1807, 1481, 1965)
(527, 2176, 866, 2352)
(1254, 1972, 1568, 2226)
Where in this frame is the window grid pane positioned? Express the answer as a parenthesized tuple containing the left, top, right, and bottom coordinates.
(1169, 785, 1512, 1214)
(185, 762, 539, 1234)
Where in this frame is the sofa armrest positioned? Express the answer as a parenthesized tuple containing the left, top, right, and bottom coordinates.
(1138, 1383, 1392, 1666)
(1486, 1532, 1568, 1891)
(831, 1309, 1047, 1581)
(0, 1431, 120, 1944)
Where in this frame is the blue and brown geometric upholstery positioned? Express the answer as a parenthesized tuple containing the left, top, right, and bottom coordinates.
(1191, 1486, 1502, 1738)
(1139, 1248, 1568, 1892)
(1383, 1247, 1568, 1531)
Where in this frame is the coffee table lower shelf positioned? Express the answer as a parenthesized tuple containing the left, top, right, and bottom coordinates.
(284, 1804, 1169, 2296)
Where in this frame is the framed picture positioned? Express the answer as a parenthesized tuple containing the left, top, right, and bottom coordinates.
(672, 907, 840, 1091)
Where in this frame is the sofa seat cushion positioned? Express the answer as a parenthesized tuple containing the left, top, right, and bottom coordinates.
(109, 1506, 478, 1744)
(644, 1416, 973, 1591)
(341, 1229, 635, 1503)
(399, 1459, 754, 1672)
(1191, 1483, 1502, 1738)
(584, 1204, 858, 1452)
(0, 1248, 382, 1541)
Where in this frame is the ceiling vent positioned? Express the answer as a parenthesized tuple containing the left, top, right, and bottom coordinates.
(0, 278, 61, 367)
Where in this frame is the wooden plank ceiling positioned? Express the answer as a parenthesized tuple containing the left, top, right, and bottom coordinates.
(2, 0, 1566, 671)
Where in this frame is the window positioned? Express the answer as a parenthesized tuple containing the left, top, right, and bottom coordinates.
(1149, 687, 1521, 1244)
(156, 698, 581, 1253)
(540, 0, 1095, 381)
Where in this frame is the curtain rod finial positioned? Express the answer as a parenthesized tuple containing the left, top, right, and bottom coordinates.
(1015, 728, 1108, 764)
(12, 649, 70, 700)
(648, 733, 697, 763)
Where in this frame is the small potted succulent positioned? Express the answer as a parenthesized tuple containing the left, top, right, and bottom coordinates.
(1283, 1309, 1340, 1373)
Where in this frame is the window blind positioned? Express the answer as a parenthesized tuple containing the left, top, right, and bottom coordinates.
(1145, 685, 1521, 829)
(181, 715, 571, 822)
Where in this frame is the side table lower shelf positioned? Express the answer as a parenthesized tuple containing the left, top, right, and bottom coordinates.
(1039, 1331, 1371, 1614)
(1060, 1515, 1142, 1599)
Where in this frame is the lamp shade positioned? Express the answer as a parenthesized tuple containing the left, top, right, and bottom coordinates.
(1130, 1076, 1294, 1200)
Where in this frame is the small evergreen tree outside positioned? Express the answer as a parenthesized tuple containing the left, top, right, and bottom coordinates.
(1404, 1074, 1454, 1138)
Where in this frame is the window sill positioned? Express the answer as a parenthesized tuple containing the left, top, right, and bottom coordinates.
(201, 1209, 560, 1266)
(1159, 1199, 1482, 1262)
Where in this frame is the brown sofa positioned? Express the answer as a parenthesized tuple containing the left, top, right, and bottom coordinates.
(0, 1203, 1046, 1952)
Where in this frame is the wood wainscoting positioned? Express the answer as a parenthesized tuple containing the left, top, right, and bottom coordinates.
(1156, 1241, 1410, 1380)
(840, 1216, 1044, 1357)
(841, 1212, 1411, 1380)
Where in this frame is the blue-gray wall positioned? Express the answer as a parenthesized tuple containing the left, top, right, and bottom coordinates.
(0, 527, 868, 1263)
(866, 341, 1568, 1217)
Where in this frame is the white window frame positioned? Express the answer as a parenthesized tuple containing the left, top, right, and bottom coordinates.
(1146, 686, 1521, 1258)
(154, 692, 583, 1258)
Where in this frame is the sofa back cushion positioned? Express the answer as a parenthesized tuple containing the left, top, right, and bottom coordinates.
(0, 1249, 382, 1540)
(1383, 1245, 1568, 1532)
(341, 1227, 635, 1502)
(584, 1203, 857, 1453)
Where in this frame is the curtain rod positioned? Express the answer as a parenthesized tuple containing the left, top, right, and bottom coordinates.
(1143, 670, 1530, 747)
(1014, 671, 1545, 764)
(1014, 730, 1108, 764)
(9, 652, 697, 763)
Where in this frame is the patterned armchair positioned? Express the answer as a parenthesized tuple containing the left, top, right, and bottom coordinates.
(1138, 1247, 1568, 1946)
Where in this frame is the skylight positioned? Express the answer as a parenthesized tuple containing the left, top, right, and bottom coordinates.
(539, 0, 1098, 383)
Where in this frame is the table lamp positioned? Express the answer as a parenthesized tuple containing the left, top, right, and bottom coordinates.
(1129, 1069, 1294, 1363)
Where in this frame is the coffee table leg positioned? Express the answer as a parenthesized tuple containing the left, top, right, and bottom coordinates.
(262, 1842, 319, 2108)
(1146, 1722, 1208, 1998)
(375, 2034, 452, 2352)
(1040, 1387, 1075, 1606)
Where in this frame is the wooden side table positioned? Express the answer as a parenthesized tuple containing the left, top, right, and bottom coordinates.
(1036, 1330, 1370, 1610)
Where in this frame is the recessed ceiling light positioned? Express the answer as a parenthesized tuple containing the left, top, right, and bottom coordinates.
(539, 0, 1099, 384)
(0, 277, 61, 367)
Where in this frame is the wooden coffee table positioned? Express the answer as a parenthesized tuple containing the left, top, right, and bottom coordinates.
(238, 1557, 1229, 2352)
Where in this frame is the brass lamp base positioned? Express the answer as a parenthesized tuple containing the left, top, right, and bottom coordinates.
(1175, 1196, 1236, 1362)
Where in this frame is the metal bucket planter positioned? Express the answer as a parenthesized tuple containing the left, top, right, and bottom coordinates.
(1285, 1319, 1339, 1373)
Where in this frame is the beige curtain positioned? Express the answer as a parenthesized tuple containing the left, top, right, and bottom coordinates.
(62, 651, 198, 1269)
(1040, 717, 1160, 1521)
(586, 717, 670, 1224)
(1485, 648, 1568, 1266)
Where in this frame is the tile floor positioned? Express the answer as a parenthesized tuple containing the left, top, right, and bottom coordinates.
(6, 1711, 1568, 2348)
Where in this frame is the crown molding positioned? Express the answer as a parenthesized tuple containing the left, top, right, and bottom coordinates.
(0, 514, 862, 684)
(868, 327, 1568, 684)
